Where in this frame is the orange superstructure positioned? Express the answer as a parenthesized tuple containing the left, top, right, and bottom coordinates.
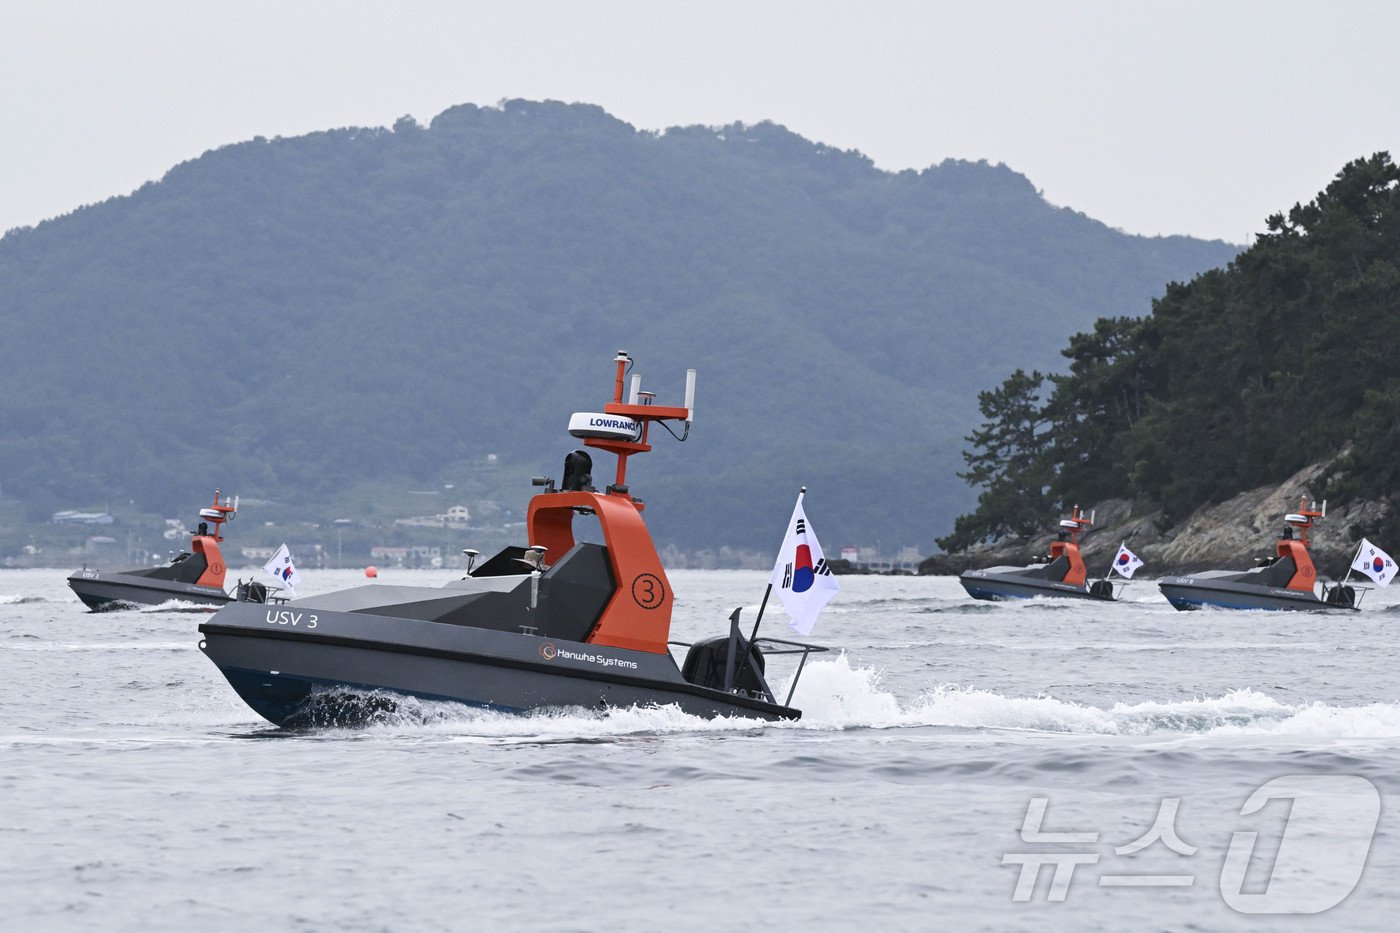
(1276, 497, 1324, 592)
(1047, 505, 1094, 588)
(192, 490, 237, 589)
(524, 352, 694, 655)
(528, 491, 673, 653)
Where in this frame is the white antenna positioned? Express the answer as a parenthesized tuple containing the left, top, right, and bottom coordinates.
(684, 368, 696, 422)
(628, 374, 641, 405)
(1322, 500, 1328, 518)
(1090, 509, 1096, 524)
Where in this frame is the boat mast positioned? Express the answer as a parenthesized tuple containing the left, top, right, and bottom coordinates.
(583, 350, 694, 501)
(199, 489, 237, 542)
(1284, 496, 1324, 547)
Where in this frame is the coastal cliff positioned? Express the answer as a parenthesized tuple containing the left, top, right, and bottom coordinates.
(920, 460, 1390, 579)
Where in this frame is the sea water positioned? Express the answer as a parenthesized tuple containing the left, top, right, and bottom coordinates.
(4, 567, 1400, 931)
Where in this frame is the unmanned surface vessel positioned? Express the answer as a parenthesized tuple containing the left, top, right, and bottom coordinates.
(198, 352, 825, 726)
(68, 491, 244, 611)
(958, 506, 1120, 602)
(1159, 498, 1359, 611)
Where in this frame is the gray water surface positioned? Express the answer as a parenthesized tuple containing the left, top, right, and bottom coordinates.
(5, 568, 1400, 931)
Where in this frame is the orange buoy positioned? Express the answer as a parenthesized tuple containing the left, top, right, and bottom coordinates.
(365, 566, 378, 578)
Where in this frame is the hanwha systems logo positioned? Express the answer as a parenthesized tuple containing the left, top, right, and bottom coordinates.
(538, 642, 557, 660)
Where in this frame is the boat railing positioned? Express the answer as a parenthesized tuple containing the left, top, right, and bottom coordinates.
(753, 636, 831, 707)
(234, 578, 292, 605)
(666, 633, 830, 708)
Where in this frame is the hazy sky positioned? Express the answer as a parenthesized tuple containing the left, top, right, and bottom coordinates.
(3, 1, 1396, 242)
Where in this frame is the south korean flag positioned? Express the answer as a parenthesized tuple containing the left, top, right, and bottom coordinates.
(1352, 538, 1396, 587)
(1111, 542, 1144, 579)
(769, 490, 839, 636)
(263, 543, 302, 593)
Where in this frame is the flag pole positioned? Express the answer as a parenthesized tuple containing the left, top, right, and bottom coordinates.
(730, 486, 804, 696)
(1102, 542, 1123, 586)
(726, 583, 772, 695)
(1341, 541, 1362, 587)
(748, 584, 772, 643)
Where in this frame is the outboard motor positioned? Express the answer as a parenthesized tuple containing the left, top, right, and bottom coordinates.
(1325, 585, 1357, 608)
(235, 579, 270, 603)
(682, 635, 768, 698)
(1089, 579, 1113, 599)
(561, 449, 594, 492)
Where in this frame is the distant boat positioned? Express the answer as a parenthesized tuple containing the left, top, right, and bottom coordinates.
(1159, 498, 1359, 611)
(959, 506, 1119, 601)
(67, 490, 273, 610)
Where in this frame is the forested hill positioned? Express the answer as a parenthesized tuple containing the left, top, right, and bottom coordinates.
(940, 153, 1400, 553)
(0, 99, 1237, 552)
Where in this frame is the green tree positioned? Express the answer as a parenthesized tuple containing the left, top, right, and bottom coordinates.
(1326, 381, 1400, 545)
(1045, 315, 1155, 506)
(937, 369, 1054, 550)
(941, 151, 1400, 548)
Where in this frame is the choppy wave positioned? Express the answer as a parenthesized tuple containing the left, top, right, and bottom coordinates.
(138, 599, 219, 613)
(6, 641, 191, 651)
(0, 594, 44, 605)
(280, 687, 773, 738)
(57, 596, 217, 612)
(824, 596, 988, 614)
(259, 654, 1400, 741)
(787, 658, 1400, 736)
(898, 686, 1293, 735)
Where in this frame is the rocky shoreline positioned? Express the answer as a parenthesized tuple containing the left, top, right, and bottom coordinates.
(920, 461, 1390, 579)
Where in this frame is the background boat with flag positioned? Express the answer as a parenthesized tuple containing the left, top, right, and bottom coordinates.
(1159, 498, 1365, 611)
(958, 506, 1123, 601)
(67, 491, 246, 610)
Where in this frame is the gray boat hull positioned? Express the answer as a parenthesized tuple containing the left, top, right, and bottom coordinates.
(198, 602, 798, 725)
(68, 569, 230, 611)
(1158, 576, 1356, 612)
(959, 569, 1112, 602)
